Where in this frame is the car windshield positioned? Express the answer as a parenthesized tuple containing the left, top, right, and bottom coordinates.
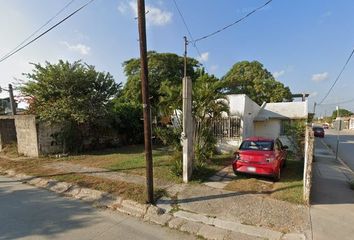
(313, 127, 324, 131)
(239, 141, 273, 151)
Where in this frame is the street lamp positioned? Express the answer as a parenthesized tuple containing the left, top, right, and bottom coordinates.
(0, 84, 16, 115)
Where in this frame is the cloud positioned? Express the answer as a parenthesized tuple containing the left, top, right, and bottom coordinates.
(210, 65, 218, 72)
(119, 1, 172, 26)
(61, 41, 91, 55)
(309, 91, 318, 98)
(273, 70, 285, 78)
(117, 2, 128, 14)
(312, 72, 328, 82)
(197, 52, 209, 62)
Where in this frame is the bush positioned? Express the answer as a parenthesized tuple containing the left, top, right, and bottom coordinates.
(170, 151, 183, 176)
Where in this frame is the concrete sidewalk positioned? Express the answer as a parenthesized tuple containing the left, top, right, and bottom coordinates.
(310, 139, 354, 240)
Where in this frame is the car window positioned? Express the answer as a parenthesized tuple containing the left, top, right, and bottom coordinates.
(239, 141, 273, 151)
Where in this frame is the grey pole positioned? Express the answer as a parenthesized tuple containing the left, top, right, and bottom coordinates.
(8, 84, 16, 115)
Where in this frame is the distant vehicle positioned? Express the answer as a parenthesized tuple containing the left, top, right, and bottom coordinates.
(313, 126, 325, 138)
(232, 137, 287, 181)
(322, 123, 329, 129)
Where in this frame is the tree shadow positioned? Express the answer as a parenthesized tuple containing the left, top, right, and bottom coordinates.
(0, 181, 105, 240)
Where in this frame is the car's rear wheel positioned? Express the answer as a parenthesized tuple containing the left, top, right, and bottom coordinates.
(273, 168, 281, 182)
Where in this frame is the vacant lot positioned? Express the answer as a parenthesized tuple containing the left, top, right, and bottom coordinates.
(0, 144, 232, 202)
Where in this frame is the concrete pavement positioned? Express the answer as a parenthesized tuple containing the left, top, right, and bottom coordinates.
(0, 175, 196, 240)
(310, 138, 354, 240)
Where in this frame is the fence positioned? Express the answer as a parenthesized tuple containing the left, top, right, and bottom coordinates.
(303, 126, 314, 204)
(212, 117, 241, 139)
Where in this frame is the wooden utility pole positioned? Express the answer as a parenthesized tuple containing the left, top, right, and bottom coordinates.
(137, 0, 154, 203)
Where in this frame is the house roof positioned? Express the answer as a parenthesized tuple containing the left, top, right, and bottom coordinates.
(254, 101, 308, 121)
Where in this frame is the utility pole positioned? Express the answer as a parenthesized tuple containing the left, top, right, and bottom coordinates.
(335, 106, 341, 161)
(8, 84, 16, 115)
(137, 0, 154, 203)
(183, 36, 188, 78)
(181, 36, 193, 183)
(313, 102, 316, 115)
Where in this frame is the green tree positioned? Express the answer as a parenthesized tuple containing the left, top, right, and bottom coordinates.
(121, 51, 199, 116)
(193, 69, 229, 164)
(21, 60, 120, 152)
(332, 108, 353, 119)
(222, 61, 292, 105)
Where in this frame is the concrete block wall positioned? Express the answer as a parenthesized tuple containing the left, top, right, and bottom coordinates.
(37, 122, 62, 155)
(14, 115, 39, 157)
(0, 116, 17, 151)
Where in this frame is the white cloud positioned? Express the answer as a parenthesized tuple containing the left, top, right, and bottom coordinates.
(61, 41, 91, 55)
(273, 70, 285, 78)
(117, 2, 128, 14)
(210, 65, 218, 72)
(120, 1, 172, 26)
(309, 91, 318, 98)
(312, 72, 329, 82)
(197, 52, 209, 62)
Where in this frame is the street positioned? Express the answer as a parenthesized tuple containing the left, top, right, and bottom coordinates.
(0, 175, 195, 240)
(322, 129, 354, 171)
(310, 129, 354, 240)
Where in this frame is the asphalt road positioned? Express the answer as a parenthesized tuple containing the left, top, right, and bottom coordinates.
(0, 175, 195, 240)
(321, 129, 354, 171)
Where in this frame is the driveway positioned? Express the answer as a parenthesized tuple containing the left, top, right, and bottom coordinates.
(0, 175, 195, 240)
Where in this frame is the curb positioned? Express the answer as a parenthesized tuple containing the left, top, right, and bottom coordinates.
(0, 167, 306, 240)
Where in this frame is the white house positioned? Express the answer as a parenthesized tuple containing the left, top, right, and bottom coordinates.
(216, 94, 308, 153)
(350, 116, 354, 130)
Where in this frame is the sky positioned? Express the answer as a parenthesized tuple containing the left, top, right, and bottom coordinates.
(1, 0, 354, 117)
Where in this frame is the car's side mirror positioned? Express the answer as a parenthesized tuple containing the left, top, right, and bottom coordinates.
(282, 145, 289, 150)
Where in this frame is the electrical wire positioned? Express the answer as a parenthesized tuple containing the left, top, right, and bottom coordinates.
(317, 48, 354, 105)
(172, 0, 209, 72)
(194, 0, 273, 43)
(0, 0, 95, 63)
(319, 97, 354, 106)
(0, 0, 76, 61)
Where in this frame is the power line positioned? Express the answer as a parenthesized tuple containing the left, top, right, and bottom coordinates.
(172, 0, 209, 72)
(0, 0, 76, 61)
(318, 48, 354, 105)
(318, 97, 354, 106)
(194, 0, 273, 43)
(0, 0, 95, 63)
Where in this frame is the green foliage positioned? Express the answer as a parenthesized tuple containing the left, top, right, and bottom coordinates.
(222, 61, 292, 105)
(332, 108, 353, 119)
(121, 51, 199, 116)
(284, 121, 306, 159)
(153, 126, 182, 150)
(20, 60, 120, 152)
(170, 152, 183, 177)
(193, 69, 229, 164)
(111, 100, 144, 144)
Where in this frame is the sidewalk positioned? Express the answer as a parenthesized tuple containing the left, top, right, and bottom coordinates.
(310, 139, 354, 240)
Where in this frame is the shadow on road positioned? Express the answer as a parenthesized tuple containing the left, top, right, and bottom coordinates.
(0, 180, 100, 240)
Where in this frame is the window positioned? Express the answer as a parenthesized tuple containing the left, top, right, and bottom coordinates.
(239, 141, 274, 151)
(280, 120, 291, 135)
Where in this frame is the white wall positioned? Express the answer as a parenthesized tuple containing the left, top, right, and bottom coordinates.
(243, 95, 261, 138)
(226, 94, 261, 139)
(254, 119, 281, 139)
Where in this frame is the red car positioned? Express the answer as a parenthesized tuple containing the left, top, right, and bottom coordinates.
(232, 137, 287, 181)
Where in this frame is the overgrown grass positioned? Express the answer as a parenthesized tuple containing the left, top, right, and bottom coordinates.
(224, 158, 304, 204)
(0, 156, 166, 203)
(0, 143, 19, 158)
